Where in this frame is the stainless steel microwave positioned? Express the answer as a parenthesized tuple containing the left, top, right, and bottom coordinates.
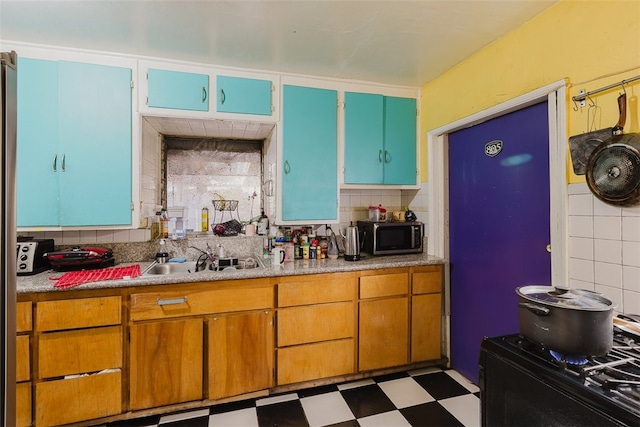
(357, 221, 423, 256)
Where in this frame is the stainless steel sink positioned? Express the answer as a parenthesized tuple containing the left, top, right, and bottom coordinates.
(142, 256, 264, 276)
(143, 261, 203, 275)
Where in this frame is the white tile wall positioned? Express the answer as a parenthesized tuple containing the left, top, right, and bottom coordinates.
(568, 183, 640, 313)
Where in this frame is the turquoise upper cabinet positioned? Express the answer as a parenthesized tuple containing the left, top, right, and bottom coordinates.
(383, 96, 417, 185)
(17, 59, 132, 227)
(344, 92, 384, 184)
(147, 68, 209, 111)
(343, 92, 417, 185)
(216, 75, 272, 115)
(282, 85, 338, 222)
(17, 58, 60, 226)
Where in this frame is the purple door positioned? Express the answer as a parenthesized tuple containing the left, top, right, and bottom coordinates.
(448, 101, 551, 383)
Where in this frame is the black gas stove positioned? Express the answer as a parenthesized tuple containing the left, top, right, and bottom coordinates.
(480, 331, 640, 426)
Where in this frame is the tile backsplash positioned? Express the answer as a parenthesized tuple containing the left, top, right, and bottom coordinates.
(568, 183, 640, 314)
(21, 183, 429, 262)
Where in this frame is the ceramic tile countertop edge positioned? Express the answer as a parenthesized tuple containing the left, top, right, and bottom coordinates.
(17, 253, 446, 294)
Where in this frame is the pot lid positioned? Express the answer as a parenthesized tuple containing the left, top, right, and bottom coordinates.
(516, 285, 616, 311)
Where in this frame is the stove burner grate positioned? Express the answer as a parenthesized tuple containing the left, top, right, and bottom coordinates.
(550, 350, 589, 365)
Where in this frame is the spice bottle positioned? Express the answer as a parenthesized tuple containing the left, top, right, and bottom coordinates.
(201, 207, 209, 232)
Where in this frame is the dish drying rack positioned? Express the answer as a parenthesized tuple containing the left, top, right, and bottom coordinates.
(211, 198, 242, 236)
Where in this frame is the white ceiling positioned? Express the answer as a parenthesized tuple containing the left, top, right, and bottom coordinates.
(1, 0, 559, 88)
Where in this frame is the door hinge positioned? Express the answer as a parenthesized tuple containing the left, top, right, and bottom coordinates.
(131, 80, 134, 89)
(146, 72, 148, 80)
(146, 96, 148, 106)
(416, 108, 419, 117)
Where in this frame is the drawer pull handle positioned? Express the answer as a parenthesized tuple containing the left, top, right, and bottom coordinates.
(156, 296, 188, 306)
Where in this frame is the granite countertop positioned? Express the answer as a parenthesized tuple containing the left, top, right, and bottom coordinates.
(17, 253, 445, 294)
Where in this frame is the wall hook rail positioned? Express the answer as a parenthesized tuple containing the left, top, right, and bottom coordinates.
(572, 75, 640, 104)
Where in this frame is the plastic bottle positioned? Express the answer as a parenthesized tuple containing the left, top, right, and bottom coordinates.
(152, 211, 162, 239)
(201, 207, 209, 232)
(156, 239, 169, 263)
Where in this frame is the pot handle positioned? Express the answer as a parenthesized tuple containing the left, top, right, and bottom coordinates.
(519, 302, 550, 316)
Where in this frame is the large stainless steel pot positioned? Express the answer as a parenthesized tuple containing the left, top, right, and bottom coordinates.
(516, 285, 617, 356)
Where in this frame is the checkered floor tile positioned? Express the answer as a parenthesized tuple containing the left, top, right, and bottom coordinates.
(104, 368, 480, 427)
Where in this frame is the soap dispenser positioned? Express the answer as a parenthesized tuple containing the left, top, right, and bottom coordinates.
(156, 239, 169, 263)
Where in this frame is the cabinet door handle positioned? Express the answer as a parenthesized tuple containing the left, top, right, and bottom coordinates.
(219, 88, 225, 105)
(384, 150, 390, 164)
(284, 160, 290, 174)
(202, 87, 207, 103)
(378, 149, 383, 163)
(156, 296, 188, 306)
(61, 154, 66, 172)
(53, 154, 58, 172)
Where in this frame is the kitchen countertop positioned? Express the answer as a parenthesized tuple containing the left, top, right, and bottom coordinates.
(17, 253, 445, 294)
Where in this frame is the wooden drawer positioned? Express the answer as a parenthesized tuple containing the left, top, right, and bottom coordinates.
(278, 302, 355, 347)
(16, 302, 32, 333)
(277, 339, 355, 385)
(38, 326, 122, 378)
(360, 270, 409, 299)
(36, 296, 121, 332)
(16, 382, 31, 427)
(412, 265, 442, 294)
(277, 273, 357, 307)
(130, 281, 273, 321)
(35, 371, 121, 427)
(16, 335, 30, 382)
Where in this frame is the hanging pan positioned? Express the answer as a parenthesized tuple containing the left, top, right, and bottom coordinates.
(586, 93, 640, 206)
(569, 93, 627, 175)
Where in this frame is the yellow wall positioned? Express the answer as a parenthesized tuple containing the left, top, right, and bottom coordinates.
(420, 0, 640, 183)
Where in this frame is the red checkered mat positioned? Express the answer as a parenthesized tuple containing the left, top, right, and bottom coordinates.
(49, 264, 142, 290)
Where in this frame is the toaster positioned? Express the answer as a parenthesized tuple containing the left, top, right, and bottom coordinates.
(17, 238, 55, 275)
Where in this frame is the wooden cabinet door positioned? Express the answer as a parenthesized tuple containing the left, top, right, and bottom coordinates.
(344, 92, 384, 184)
(148, 68, 209, 111)
(216, 75, 272, 115)
(129, 318, 203, 410)
(208, 310, 274, 399)
(411, 293, 442, 362)
(16, 57, 60, 227)
(282, 85, 338, 222)
(383, 96, 417, 185)
(359, 297, 409, 371)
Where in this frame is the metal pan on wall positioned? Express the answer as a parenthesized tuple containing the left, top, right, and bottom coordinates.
(586, 133, 640, 206)
(569, 93, 627, 175)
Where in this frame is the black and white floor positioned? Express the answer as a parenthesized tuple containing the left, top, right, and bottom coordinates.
(106, 367, 480, 427)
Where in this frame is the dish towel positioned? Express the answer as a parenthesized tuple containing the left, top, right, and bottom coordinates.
(50, 264, 142, 290)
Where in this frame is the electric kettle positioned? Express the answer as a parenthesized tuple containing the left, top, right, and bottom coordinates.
(343, 222, 361, 261)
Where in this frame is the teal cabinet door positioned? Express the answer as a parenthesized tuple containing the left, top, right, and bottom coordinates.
(344, 92, 384, 184)
(216, 75, 272, 115)
(147, 68, 209, 111)
(282, 85, 338, 221)
(17, 58, 60, 227)
(383, 96, 417, 185)
(16, 59, 132, 227)
(59, 61, 132, 226)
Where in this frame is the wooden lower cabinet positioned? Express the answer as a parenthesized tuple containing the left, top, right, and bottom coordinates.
(16, 382, 31, 427)
(277, 339, 355, 384)
(35, 371, 121, 427)
(411, 265, 443, 362)
(129, 318, 203, 410)
(359, 297, 409, 371)
(16, 301, 32, 427)
(208, 310, 274, 400)
(276, 273, 357, 385)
